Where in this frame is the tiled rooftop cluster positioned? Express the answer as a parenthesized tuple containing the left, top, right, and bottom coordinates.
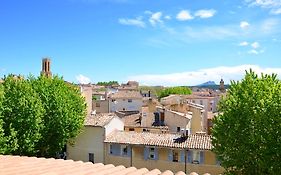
(0, 155, 211, 175)
(105, 130, 212, 150)
(84, 113, 116, 127)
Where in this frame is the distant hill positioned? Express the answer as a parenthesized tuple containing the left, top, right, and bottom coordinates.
(187, 81, 230, 90)
(198, 81, 216, 87)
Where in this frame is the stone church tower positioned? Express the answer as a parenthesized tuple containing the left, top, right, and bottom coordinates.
(219, 78, 225, 92)
(41, 58, 52, 77)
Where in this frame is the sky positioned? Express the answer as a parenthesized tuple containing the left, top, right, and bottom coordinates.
(0, 0, 281, 86)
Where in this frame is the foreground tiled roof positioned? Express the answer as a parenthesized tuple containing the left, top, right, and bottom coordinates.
(105, 131, 212, 150)
(109, 91, 143, 99)
(84, 113, 116, 127)
(0, 155, 209, 175)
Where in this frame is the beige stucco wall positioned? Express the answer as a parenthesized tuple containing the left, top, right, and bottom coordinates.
(189, 106, 203, 134)
(67, 127, 104, 163)
(204, 151, 217, 165)
(104, 144, 131, 167)
(93, 100, 109, 113)
(80, 85, 93, 116)
(105, 144, 224, 175)
(164, 110, 190, 133)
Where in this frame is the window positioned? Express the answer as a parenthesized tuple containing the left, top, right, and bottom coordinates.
(96, 102, 100, 107)
(172, 150, 179, 162)
(154, 113, 160, 122)
(160, 112, 165, 125)
(192, 150, 200, 164)
(177, 127, 181, 132)
(88, 153, 94, 163)
(192, 100, 195, 103)
(149, 147, 156, 159)
(109, 144, 113, 154)
(200, 100, 203, 105)
(129, 128, 134, 131)
(128, 99, 132, 103)
(121, 145, 128, 156)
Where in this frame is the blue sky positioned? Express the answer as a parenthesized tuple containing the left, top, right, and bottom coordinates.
(0, 0, 281, 86)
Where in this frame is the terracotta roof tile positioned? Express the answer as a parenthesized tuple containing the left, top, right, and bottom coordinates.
(105, 131, 213, 150)
(109, 91, 142, 99)
(0, 155, 211, 175)
(122, 114, 141, 127)
(84, 113, 116, 127)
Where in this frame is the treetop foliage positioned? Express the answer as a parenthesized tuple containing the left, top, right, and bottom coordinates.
(0, 74, 86, 157)
(159, 86, 192, 98)
(96, 81, 119, 86)
(212, 70, 281, 175)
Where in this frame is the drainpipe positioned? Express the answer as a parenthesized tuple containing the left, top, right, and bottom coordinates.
(130, 145, 133, 167)
(103, 127, 106, 164)
(185, 149, 187, 174)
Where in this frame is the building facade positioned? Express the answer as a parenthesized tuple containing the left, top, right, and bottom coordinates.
(67, 113, 124, 163)
(104, 131, 224, 175)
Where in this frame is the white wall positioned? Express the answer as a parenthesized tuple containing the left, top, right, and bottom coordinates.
(104, 117, 124, 136)
(109, 98, 143, 112)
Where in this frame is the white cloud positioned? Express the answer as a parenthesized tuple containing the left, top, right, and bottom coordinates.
(239, 41, 249, 46)
(240, 21, 250, 29)
(76, 74, 91, 84)
(247, 0, 281, 8)
(149, 12, 163, 26)
(194, 9, 217, 18)
(127, 65, 281, 86)
(251, 41, 260, 48)
(248, 49, 259, 54)
(176, 10, 194, 21)
(246, 0, 281, 14)
(118, 17, 146, 28)
(271, 7, 281, 14)
(165, 15, 171, 20)
(261, 18, 279, 33)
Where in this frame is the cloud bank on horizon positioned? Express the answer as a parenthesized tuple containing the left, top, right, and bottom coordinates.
(127, 65, 281, 86)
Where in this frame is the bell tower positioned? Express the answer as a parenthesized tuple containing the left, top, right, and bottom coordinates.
(219, 78, 225, 92)
(41, 58, 52, 77)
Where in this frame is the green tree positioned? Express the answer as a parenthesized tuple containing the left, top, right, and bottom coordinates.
(159, 86, 192, 98)
(0, 74, 86, 157)
(96, 81, 119, 86)
(212, 70, 281, 175)
(0, 83, 8, 154)
(31, 75, 86, 157)
(1, 75, 44, 156)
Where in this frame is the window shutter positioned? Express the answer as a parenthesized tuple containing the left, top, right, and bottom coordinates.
(180, 150, 185, 162)
(144, 147, 149, 160)
(128, 146, 132, 157)
(200, 151, 204, 164)
(155, 148, 159, 160)
(154, 113, 160, 122)
(112, 144, 121, 156)
(168, 150, 173, 161)
(187, 150, 192, 163)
